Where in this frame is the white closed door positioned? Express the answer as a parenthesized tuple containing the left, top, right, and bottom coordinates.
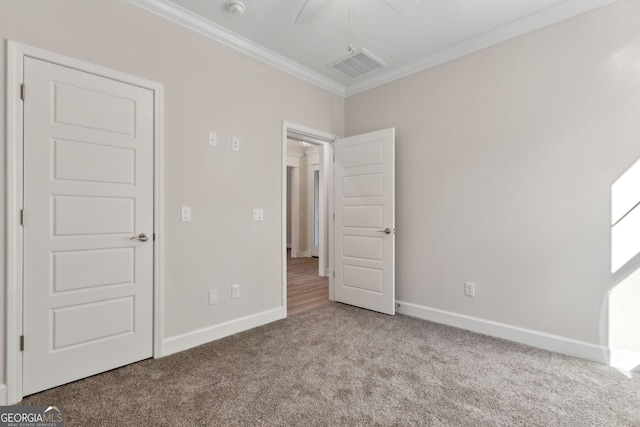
(334, 128, 395, 315)
(22, 57, 154, 395)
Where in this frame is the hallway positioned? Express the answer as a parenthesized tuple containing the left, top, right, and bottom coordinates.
(287, 255, 329, 316)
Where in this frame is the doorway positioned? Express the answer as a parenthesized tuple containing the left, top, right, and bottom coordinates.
(286, 139, 326, 315)
(282, 122, 336, 316)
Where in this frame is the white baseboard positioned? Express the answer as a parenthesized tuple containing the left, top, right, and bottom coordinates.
(395, 301, 627, 367)
(290, 250, 311, 258)
(161, 307, 285, 357)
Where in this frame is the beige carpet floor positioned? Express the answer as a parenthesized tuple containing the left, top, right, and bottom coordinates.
(20, 303, 639, 426)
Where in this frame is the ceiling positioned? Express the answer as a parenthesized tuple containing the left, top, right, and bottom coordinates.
(129, 0, 616, 97)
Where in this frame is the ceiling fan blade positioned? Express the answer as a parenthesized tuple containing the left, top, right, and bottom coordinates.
(295, 0, 331, 24)
(381, 0, 420, 15)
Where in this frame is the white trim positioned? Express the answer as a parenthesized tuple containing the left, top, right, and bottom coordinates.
(287, 150, 305, 159)
(320, 140, 334, 289)
(153, 80, 166, 358)
(396, 301, 611, 366)
(290, 166, 301, 258)
(5, 41, 165, 404)
(291, 250, 312, 258)
(127, 0, 615, 99)
(345, 0, 618, 96)
(307, 164, 320, 259)
(162, 308, 285, 356)
(0, 385, 7, 406)
(6, 40, 25, 406)
(126, 0, 345, 97)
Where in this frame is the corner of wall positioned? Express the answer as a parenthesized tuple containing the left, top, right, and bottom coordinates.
(160, 307, 285, 357)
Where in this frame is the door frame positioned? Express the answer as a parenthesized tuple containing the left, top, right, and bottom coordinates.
(282, 122, 336, 313)
(5, 41, 165, 404)
(307, 163, 320, 258)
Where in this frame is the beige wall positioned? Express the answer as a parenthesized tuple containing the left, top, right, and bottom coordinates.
(0, 0, 344, 384)
(346, 0, 640, 350)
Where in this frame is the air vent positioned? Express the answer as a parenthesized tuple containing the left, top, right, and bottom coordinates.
(329, 49, 386, 79)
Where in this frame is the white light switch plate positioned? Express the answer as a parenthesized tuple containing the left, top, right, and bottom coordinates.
(208, 131, 217, 147)
(181, 206, 191, 222)
(209, 289, 218, 305)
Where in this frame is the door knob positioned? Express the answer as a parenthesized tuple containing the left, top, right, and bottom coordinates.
(377, 228, 392, 235)
(130, 233, 150, 242)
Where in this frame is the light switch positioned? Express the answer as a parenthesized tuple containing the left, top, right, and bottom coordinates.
(209, 289, 218, 305)
(208, 131, 217, 147)
(252, 208, 264, 221)
(181, 206, 191, 222)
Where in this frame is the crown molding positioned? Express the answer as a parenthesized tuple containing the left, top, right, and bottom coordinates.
(345, 0, 619, 97)
(127, 0, 346, 97)
(129, 0, 617, 99)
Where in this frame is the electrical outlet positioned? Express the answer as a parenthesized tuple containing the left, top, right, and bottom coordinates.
(209, 289, 218, 305)
(232, 283, 240, 298)
(252, 208, 264, 221)
(232, 137, 240, 151)
(465, 282, 475, 297)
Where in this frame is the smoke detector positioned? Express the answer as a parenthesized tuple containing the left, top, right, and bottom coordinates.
(226, 1, 246, 15)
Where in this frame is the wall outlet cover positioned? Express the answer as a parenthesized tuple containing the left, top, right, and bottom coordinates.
(465, 282, 475, 297)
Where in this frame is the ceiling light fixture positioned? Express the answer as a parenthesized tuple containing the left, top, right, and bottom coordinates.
(226, 0, 246, 15)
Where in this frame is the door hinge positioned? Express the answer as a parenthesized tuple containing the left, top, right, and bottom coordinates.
(20, 84, 25, 101)
(20, 335, 24, 352)
(20, 209, 25, 226)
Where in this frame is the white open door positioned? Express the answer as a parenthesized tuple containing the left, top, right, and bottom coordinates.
(22, 57, 154, 395)
(334, 128, 395, 315)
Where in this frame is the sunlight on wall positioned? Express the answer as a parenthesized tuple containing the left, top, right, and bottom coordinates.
(609, 156, 640, 370)
(609, 38, 640, 369)
(611, 158, 640, 273)
(609, 44, 640, 105)
(608, 268, 640, 370)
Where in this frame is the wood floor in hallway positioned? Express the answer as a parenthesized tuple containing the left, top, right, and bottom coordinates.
(287, 255, 329, 316)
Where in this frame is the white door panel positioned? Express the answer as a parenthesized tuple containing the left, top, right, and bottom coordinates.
(22, 57, 154, 395)
(334, 128, 395, 315)
(53, 139, 135, 184)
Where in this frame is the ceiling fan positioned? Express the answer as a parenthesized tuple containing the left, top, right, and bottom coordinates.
(295, 0, 421, 24)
